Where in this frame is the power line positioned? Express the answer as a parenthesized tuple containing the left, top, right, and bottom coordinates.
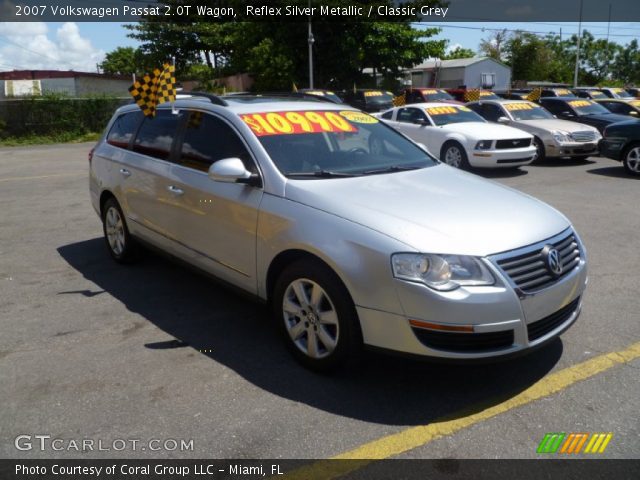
(0, 36, 59, 62)
(416, 23, 640, 39)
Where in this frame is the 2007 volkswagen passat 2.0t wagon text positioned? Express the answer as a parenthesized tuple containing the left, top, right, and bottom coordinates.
(89, 94, 588, 371)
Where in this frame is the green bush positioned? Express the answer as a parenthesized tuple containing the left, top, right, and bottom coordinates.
(0, 94, 129, 139)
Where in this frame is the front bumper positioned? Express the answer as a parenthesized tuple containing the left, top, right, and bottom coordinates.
(470, 146, 536, 168)
(545, 141, 600, 158)
(599, 138, 625, 161)
(357, 229, 588, 360)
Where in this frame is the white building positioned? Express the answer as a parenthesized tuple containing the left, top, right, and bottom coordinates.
(406, 57, 512, 91)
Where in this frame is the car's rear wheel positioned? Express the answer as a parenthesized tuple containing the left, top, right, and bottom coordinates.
(272, 259, 361, 371)
(102, 197, 137, 263)
(441, 142, 470, 170)
(622, 143, 640, 176)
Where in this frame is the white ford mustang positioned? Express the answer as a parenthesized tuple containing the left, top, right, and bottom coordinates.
(377, 103, 536, 169)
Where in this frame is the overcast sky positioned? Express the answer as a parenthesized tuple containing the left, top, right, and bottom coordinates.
(0, 21, 637, 73)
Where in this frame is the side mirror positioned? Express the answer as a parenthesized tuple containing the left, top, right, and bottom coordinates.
(414, 118, 430, 126)
(208, 158, 260, 186)
(497, 116, 510, 124)
(630, 111, 638, 116)
(562, 111, 575, 117)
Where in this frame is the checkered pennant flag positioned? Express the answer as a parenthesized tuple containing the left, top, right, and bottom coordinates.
(128, 63, 176, 117)
(526, 87, 542, 102)
(464, 89, 480, 102)
(392, 92, 406, 107)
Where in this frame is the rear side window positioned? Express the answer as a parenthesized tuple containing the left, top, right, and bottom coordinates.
(132, 110, 181, 160)
(106, 111, 142, 149)
(179, 111, 254, 173)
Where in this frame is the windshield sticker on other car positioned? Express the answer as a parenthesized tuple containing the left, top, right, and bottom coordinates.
(364, 91, 384, 97)
(569, 100, 592, 108)
(555, 89, 572, 95)
(611, 88, 624, 93)
(505, 103, 535, 111)
(339, 111, 379, 124)
(305, 90, 326, 96)
(630, 100, 640, 108)
(421, 89, 439, 95)
(240, 111, 357, 136)
(479, 91, 495, 97)
(426, 106, 458, 115)
(458, 106, 472, 112)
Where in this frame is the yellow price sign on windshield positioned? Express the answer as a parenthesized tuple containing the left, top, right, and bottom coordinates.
(240, 111, 357, 136)
(426, 106, 458, 115)
(479, 91, 494, 97)
(421, 89, 439, 95)
(505, 102, 535, 111)
(569, 100, 592, 108)
(630, 100, 640, 108)
(364, 91, 383, 97)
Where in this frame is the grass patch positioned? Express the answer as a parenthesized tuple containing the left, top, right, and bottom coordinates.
(0, 131, 101, 147)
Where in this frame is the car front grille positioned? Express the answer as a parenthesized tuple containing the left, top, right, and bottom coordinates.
(570, 131, 598, 142)
(495, 138, 531, 149)
(411, 328, 514, 353)
(527, 296, 581, 341)
(494, 231, 581, 293)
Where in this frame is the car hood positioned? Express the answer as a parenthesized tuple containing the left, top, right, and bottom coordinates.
(437, 122, 531, 140)
(579, 113, 634, 124)
(516, 119, 599, 133)
(285, 165, 570, 257)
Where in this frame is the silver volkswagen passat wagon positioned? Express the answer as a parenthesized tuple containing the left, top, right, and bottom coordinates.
(89, 94, 587, 371)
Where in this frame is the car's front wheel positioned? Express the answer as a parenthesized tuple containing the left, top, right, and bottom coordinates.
(102, 197, 137, 263)
(273, 260, 361, 371)
(622, 143, 640, 176)
(441, 142, 470, 170)
(533, 137, 546, 162)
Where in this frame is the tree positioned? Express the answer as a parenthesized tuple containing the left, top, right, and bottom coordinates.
(126, 0, 447, 90)
(442, 46, 476, 60)
(611, 39, 640, 84)
(479, 29, 509, 62)
(99, 47, 148, 76)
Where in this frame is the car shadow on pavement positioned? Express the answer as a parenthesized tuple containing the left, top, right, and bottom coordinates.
(471, 167, 528, 179)
(587, 166, 637, 179)
(531, 158, 597, 168)
(58, 238, 563, 427)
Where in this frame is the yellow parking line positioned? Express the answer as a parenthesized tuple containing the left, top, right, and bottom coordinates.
(0, 173, 84, 183)
(284, 341, 640, 480)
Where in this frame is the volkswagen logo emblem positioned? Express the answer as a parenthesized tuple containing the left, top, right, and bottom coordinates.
(542, 245, 563, 276)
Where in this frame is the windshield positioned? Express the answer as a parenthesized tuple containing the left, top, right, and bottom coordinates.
(568, 99, 610, 115)
(613, 89, 633, 98)
(588, 91, 608, 99)
(553, 88, 575, 97)
(505, 102, 554, 120)
(424, 105, 486, 126)
(421, 89, 455, 101)
(303, 90, 342, 104)
(364, 91, 394, 104)
(239, 109, 437, 177)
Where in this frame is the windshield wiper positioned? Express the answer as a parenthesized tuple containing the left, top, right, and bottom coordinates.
(287, 170, 358, 178)
(362, 165, 423, 175)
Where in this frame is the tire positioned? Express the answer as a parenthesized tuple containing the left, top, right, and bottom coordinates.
(622, 143, 640, 176)
(102, 197, 137, 264)
(441, 142, 470, 170)
(533, 137, 546, 163)
(272, 259, 362, 372)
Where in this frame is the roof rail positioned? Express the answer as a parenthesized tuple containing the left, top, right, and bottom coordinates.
(186, 91, 228, 106)
(225, 92, 340, 104)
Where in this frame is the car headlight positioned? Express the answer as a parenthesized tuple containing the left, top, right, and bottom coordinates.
(475, 140, 493, 150)
(552, 131, 572, 143)
(391, 253, 495, 291)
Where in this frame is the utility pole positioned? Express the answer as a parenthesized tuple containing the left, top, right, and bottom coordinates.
(573, 0, 584, 88)
(605, 3, 612, 80)
(307, 0, 314, 88)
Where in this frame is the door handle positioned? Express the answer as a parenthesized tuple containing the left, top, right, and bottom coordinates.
(119, 168, 131, 177)
(167, 185, 184, 196)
